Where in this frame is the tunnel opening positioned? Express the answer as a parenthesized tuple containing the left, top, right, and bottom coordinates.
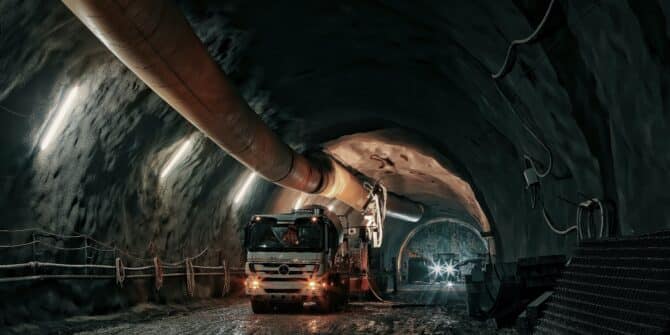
(393, 217, 489, 307)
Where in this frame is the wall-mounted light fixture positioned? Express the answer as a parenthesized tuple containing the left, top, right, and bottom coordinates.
(234, 172, 257, 204)
(160, 135, 194, 181)
(40, 84, 81, 151)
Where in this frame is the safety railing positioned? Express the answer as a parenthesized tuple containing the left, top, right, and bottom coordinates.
(0, 227, 245, 296)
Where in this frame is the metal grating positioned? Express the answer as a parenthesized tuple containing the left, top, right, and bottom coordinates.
(535, 232, 670, 335)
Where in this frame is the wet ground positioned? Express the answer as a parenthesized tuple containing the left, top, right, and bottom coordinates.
(6, 284, 517, 334)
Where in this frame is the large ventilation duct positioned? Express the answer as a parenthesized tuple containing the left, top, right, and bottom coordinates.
(62, 0, 422, 221)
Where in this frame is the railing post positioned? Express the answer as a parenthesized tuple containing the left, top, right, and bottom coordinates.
(31, 232, 36, 275)
(84, 236, 88, 275)
(223, 259, 230, 297)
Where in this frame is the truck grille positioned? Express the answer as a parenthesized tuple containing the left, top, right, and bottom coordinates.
(250, 263, 317, 275)
(265, 289, 301, 294)
(262, 277, 308, 282)
(259, 263, 307, 268)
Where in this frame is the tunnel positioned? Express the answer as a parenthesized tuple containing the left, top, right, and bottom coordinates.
(1, 0, 669, 334)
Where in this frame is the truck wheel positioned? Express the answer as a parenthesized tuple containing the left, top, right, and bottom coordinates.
(331, 282, 347, 311)
(317, 293, 333, 313)
(251, 300, 271, 314)
(335, 291, 347, 311)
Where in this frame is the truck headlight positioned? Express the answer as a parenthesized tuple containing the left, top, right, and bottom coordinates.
(307, 279, 327, 291)
(246, 277, 260, 289)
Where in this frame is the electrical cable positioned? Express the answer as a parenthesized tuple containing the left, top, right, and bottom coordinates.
(491, 0, 556, 79)
(592, 198, 607, 238)
(0, 240, 39, 248)
(495, 81, 571, 237)
(576, 205, 585, 240)
(494, 81, 553, 178)
(541, 208, 577, 235)
(576, 199, 608, 240)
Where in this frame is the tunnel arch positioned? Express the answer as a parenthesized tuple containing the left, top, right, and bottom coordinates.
(395, 216, 492, 284)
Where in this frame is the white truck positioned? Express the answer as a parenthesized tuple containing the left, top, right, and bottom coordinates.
(244, 207, 357, 313)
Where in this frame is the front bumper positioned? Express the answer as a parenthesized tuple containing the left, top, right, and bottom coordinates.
(245, 278, 326, 302)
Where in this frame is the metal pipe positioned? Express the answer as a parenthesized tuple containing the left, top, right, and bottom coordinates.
(62, 0, 422, 220)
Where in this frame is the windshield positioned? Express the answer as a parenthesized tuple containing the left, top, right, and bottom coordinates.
(246, 218, 324, 252)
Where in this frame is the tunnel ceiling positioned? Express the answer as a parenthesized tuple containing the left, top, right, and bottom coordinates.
(323, 129, 488, 230)
(1, 0, 670, 265)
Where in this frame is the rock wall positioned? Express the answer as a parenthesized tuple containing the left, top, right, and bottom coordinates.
(1, 0, 669, 325)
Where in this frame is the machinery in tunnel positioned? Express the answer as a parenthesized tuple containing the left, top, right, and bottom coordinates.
(398, 218, 488, 285)
(1, 0, 670, 334)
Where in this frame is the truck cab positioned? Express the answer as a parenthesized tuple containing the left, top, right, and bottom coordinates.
(244, 208, 348, 313)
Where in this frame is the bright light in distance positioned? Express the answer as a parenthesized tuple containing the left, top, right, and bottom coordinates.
(160, 136, 194, 180)
(234, 172, 257, 204)
(40, 85, 81, 151)
(447, 281, 453, 288)
(429, 262, 444, 276)
(430, 261, 457, 278)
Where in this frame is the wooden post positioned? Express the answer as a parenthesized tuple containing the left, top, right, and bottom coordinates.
(84, 236, 88, 275)
(31, 232, 36, 275)
(392, 256, 398, 294)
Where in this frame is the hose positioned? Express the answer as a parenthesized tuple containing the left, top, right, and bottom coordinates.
(368, 278, 386, 302)
(492, 0, 556, 79)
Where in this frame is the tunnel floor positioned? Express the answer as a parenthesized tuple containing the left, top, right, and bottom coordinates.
(5, 284, 517, 334)
(27, 284, 512, 335)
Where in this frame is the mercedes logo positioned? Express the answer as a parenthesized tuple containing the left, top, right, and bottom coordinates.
(278, 264, 290, 275)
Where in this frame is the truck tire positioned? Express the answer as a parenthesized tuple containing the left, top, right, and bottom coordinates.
(332, 281, 348, 311)
(251, 300, 271, 314)
(280, 302, 302, 313)
(335, 291, 347, 311)
(316, 293, 333, 313)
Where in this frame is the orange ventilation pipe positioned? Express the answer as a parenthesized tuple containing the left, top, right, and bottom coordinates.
(62, 0, 422, 221)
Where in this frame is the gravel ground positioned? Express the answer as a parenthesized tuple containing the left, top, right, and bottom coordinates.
(70, 284, 516, 335)
(3, 284, 516, 335)
(73, 300, 513, 335)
